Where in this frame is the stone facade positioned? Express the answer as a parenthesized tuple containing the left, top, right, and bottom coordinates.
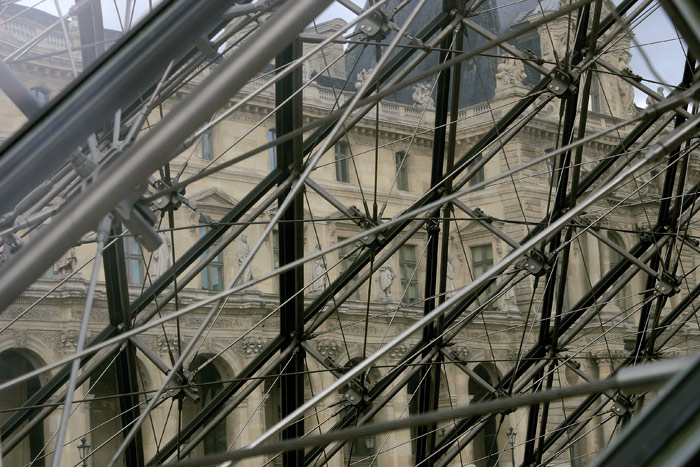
(0, 3, 698, 467)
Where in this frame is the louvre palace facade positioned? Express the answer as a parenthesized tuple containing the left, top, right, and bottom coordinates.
(0, 1, 698, 467)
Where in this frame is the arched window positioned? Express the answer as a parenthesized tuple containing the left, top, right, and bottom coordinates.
(0, 349, 46, 466)
(88, 360, 123, 466)
(337, 358, 381, 464)
(183, 355, 227, 455)
(469, 365, 499, 467)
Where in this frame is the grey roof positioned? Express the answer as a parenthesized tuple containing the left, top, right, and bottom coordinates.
(345, 0, 544, 108)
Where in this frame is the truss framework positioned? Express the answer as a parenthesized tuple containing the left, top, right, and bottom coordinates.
(0, 0, 698, 466)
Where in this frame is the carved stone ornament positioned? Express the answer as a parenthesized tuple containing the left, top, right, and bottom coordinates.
(12, 329, 28, 348)
(355, 68, 374, 90)
(495, 58, 527, 90)
(375, 264, 397, 302)
(389, 343, 411, 360)
(60, 330, 78, 351)
(158, 335, 179, 355)
(449, 346, 470, 362)
(412, 81, 435, 109)
(315, 339, 341, 360)
(240, 336, 267, 356)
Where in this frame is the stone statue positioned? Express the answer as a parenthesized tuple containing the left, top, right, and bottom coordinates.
(616, 50, 634, 113)
(646, 86, 665, 107)
(309, 246, 329, 294)
(149, 234, 172, 280)
(412, 82, 435, 108)
(375, 264, 397, 301)
(236, 233, 253, 283)
(56, 247, 77, 274)
(355, 68, 373, 90)
(495, 58, 527, 90)
(499, 284, 519, 314)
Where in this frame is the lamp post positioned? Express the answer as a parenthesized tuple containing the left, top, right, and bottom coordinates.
(506, 427, 516, 467)
(77, 436, 90, 467)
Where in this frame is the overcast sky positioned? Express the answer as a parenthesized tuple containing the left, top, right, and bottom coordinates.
(15, 0, 688, 107)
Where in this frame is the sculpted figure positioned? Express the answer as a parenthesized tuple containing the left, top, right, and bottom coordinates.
(499, 284, 519, 314)
(236, 233, 253, 283)
(412, 82, 435, 108)
(616, 50, 635, 113)
(56, 247, 77, 274)
(309, 246, 329, 294)
(495, 58, 527, 90)
(375, 264, 397, 301)
(355, 68, 373, 90)
(646, 86, 665, 107)
(150, 234, 172, 280)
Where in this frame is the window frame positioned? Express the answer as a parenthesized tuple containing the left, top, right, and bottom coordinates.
(338, 236, 361, 300)
(268, 128, 277, 170)
(30, 86, 49, 105)
(467, 153, 485, 189)
(470, 244, 496, 310)
(399, 245, 419, 305)
(124, 236, 145, 285)
(607, 232, 627, 310)
(395, 151, 409, 191)
(199, 224, 224, 291)
(588, 71, 601, 113)
(200, 129, 214, 160)
(334, 142, 350, 183)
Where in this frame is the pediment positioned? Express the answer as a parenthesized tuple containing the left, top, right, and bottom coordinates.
(190, 188, 238, 211)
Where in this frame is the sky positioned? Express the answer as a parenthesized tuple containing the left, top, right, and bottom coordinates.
(13, 0, 689, 107)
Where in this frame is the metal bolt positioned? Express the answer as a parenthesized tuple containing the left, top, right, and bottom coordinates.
(554, 86, 560, 91)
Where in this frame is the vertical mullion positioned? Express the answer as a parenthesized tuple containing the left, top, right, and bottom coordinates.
(276, 38, 305, 467)
(415, 10, 453, 463)
(103, 221, 145, 467)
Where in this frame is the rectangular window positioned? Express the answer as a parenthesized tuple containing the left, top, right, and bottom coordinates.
(338, 236, 360, 300)
(30, 87, 49, 105)
(588, 72, 601, 113)
(399, 245, 419, 305)
(467, 154, 485, 189)
(272, 229, 279, 293)
(124, 236, 145, 285)
(200, 130, 213, 160)
(607, 233, 627, 310)
(335, 142, 350, 183)
(268, 129, 277, 170)
(395, 152, 409, 191)
(200, 226, 224, 291)
(471, 244, 495, 309)
(545, 148, 561, 189)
